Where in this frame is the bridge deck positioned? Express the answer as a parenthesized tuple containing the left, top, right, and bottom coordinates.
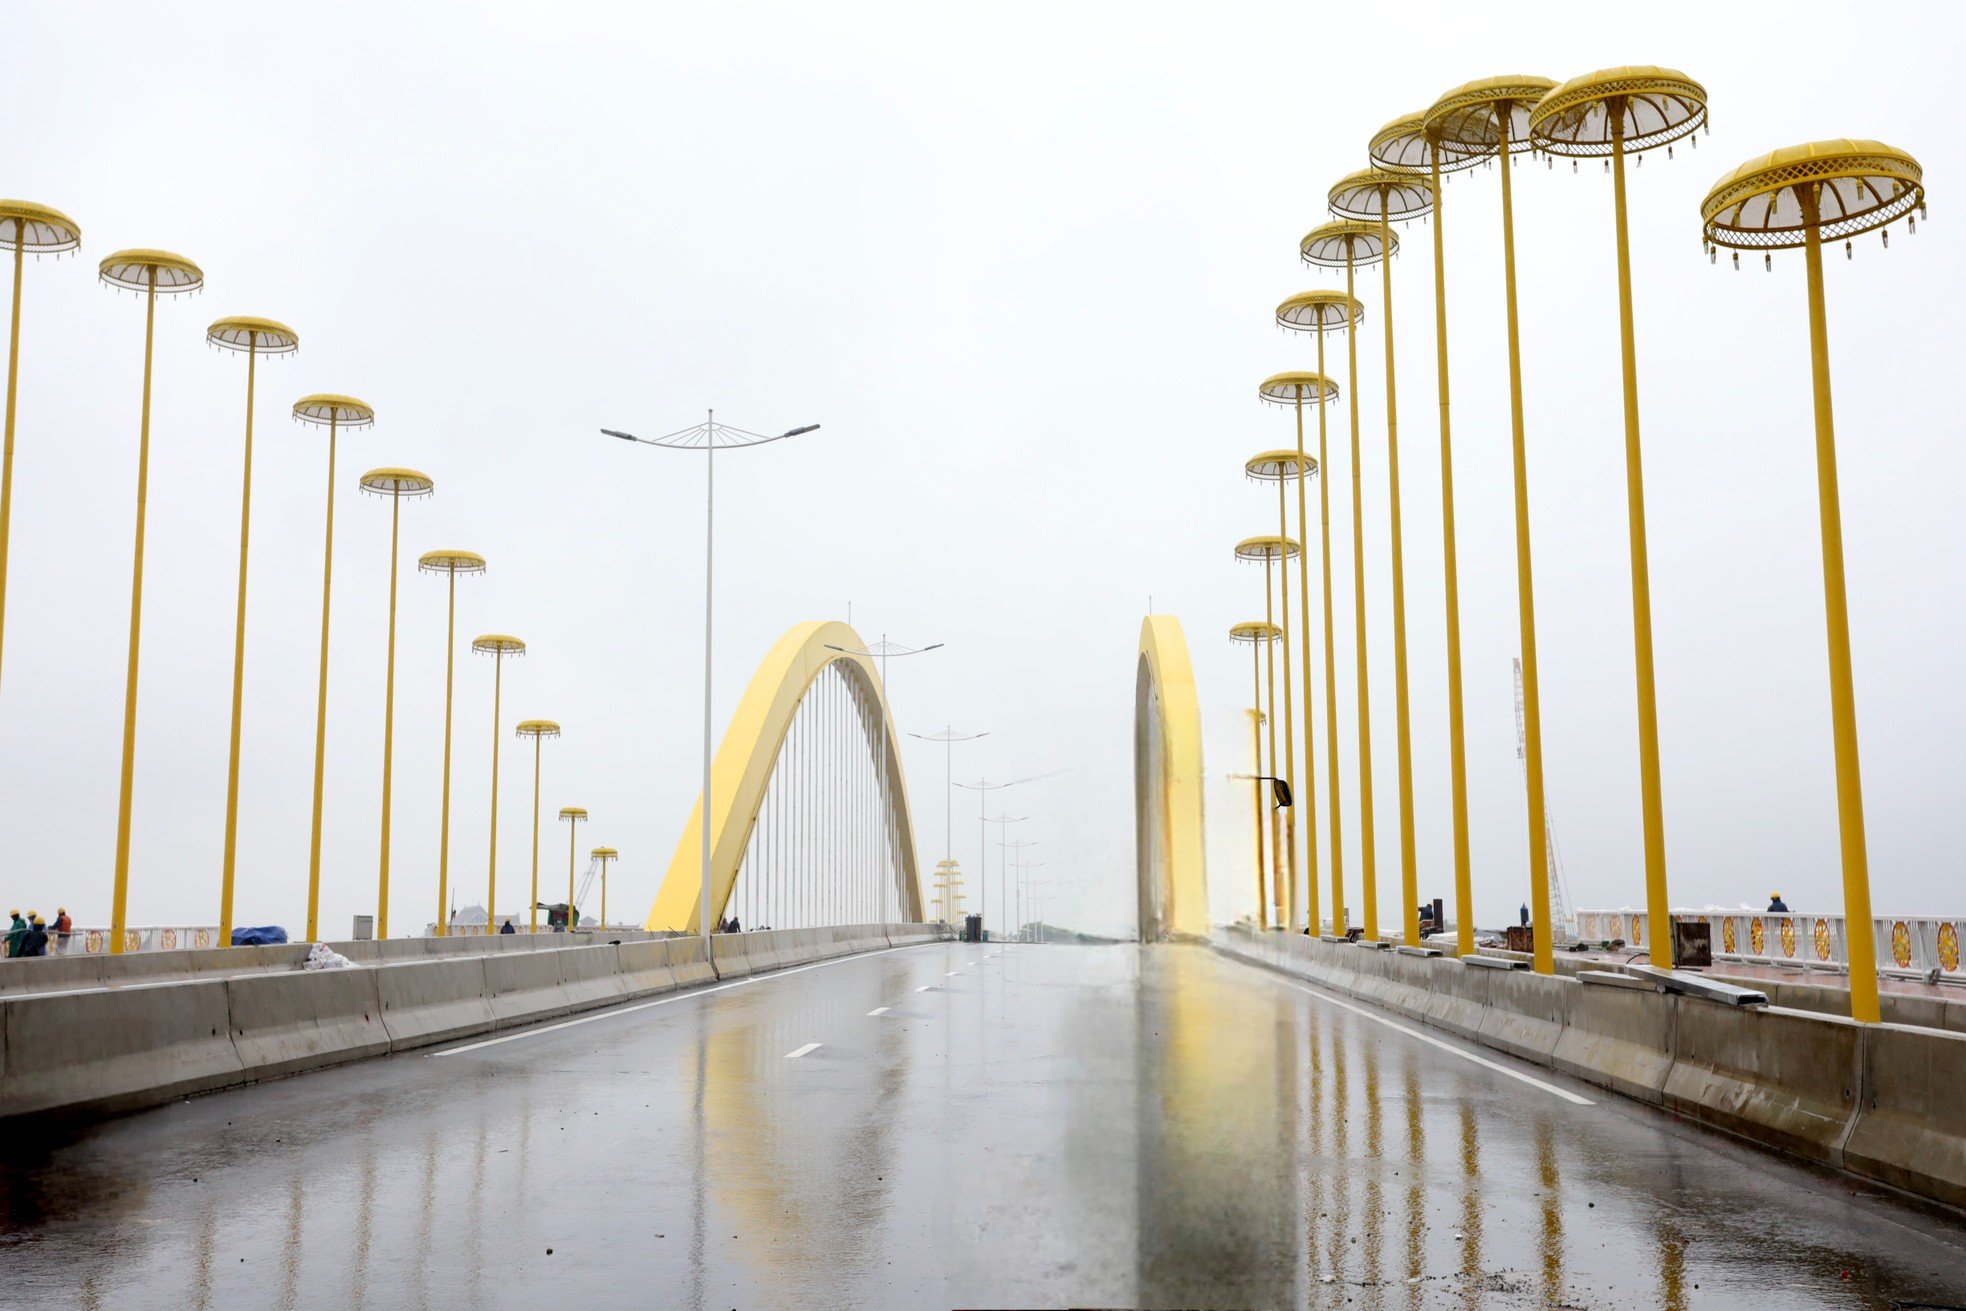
(3, 943, 1961, 1307)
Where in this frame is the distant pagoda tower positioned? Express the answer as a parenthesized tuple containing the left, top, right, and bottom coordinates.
(931, 859, 967, 925)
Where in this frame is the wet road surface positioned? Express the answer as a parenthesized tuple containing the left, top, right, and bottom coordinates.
(3, 942, 1964, 1309)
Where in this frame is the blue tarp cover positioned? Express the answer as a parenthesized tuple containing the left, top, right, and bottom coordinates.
(231, 926, 288, 946)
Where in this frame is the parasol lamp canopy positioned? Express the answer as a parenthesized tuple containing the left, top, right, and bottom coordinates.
(1235, 533, 1300, 563)
(1276, 289, 1363, 334)
(1424, 76, 1559, 155)
(1701, 140, 1923, 251)
(419, 548, 487, 576)
(0, 201, 81, 252)
(207, 315, 299, 355)
(1229, 620, 1282, 645)
(359, 467, 434, 498)
(472, 633, 527, 657)
(1328, 167, 1435, 223)
(1300, 220, 1396, 269)
(1257, 370, 1338, 406)
(294, 394, 375, 428)
(1530, 66, 1707, 158)
(1245, 448, 1317, 481)
(515, 718, 561, 739)
(99, 248, 203, 294)
(1369, 113, 1484, 177)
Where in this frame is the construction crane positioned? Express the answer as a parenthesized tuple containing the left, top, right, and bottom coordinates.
(574, 854, 601, 922)
(1514, 658, 1575, 937)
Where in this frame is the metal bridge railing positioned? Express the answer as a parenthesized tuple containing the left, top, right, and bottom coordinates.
(1576, 908, 1964, 982)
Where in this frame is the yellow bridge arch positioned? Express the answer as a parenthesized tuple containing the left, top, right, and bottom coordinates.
(1136, 615, 1209, 939)
(646, 621, 925, 932)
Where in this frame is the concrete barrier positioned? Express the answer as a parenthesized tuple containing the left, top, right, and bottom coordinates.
(486, 951, 574, 1026)
(1662, 1001, 1862, 1167)
(615, 941, 680, 998)
(1844, 1023, 1966, 1209)
(558, 945, 632, 1013)
(226, 968, 388, 1080)
(1, 980, 244, 1118)
(1476, 970, 1573, 1064)
(1551, 980, 1674, 1104)
(376, 957, 495, 1051)
(666, 936, 716, 988)
(1422, 963, 1491, 1041)
(708, 934, 752, 980)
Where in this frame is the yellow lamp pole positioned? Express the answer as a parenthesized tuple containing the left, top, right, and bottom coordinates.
(515, 720, 562, 932)
(1275, 294, 1360, 936)
(1426, 75, 1560, 973)
(1229, 621, 1280, 926)
(1300, 220, 1396, 943)
(100, 250, 204, 953)
(592, 846, 618, 930)
(1700, 140, 1925, 1023)
(207, 317, 299, 947)
(1245, 442, 1323, 933)
(1236, 534, 1299, 928)
(559, 807, 588, 930)
(472, 634, 527, 932)
(360, 468, 435, 939)
(419, 550, 486, 935)
(1531, 69, 1709, 970)
(1368, 114, 1484, 957)
(0, 202, 80, 708)
(1327, 170, 1435, 948)
(295, 397, 376, 941)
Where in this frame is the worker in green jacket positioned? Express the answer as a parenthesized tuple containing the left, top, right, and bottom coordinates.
(4, 909, 25, 958)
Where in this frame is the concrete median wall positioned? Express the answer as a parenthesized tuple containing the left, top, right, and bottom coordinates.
(1213, 926, 1966, 1213)
(1, 922, 949, 1121)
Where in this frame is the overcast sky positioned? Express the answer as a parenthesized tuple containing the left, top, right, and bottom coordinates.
(2, 3, 1960, 940)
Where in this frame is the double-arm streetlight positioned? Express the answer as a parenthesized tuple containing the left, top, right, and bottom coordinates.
(827, 635, 941, 922)
(910, 726, 989, 904)
(605, 414, 817, 946)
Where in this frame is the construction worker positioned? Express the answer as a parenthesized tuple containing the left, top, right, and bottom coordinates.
(19, 914, 48, 958)
(1767, 891, 1790, 914)
(53, 907, 72, 955)
(5, 909, 25, 958)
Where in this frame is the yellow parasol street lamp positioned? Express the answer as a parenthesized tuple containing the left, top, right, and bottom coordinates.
(360, 468, 435, 938)
(207, 316, 299, 948)
(1245, 442, 1323, 934)
(296, 397, 376, 941)
(1700, 139, 1925, 1023)
(1328, 168, 1435, 948)
(1368, 114, 1485, 957)
(0, 201, 81, 707)
(1531, 68, 1709, 970)
(592, 846, 618, 930)
(472, 634, 526, 932)
(101, 249, 204, 953)
(1229, 620, 1281, 927)
(1275, 293, 1360, 936)
(515, 719, 561, 932)
(1300, 219, 1397, 944)
(420, 549, 486, 936)
(1425, 75, 1560, 973)
(559, 806, 588, 930)
(1236, 533, 1299, 929)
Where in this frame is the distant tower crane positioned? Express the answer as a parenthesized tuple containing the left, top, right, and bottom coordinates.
(1514, 658, 1575, 937)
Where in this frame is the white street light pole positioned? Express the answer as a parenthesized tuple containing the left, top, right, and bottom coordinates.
(604, 414, 819, 948)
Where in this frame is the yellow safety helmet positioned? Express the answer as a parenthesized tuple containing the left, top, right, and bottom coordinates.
(30, 914, 44, 925)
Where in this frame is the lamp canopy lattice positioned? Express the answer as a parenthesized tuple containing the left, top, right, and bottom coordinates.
(1244, 449, 1316, 482)
(1369, 113, 1485, 176)
(0, 201, 81, 253)
(1234, 534, 1299, 564)
(515, 718, 561, 739)
(1700, 140, 1924, 252)
(1229, 620, 1281, 645)
(206, 315, 298, 354)
(1529, 67, 1708, 158)
(592, 846, 617, 859)
(1423, 76, 1559, 157)
(560, 806, 588, 821)
(1300, 220, 1396, 269)
(1257, 370, 1339, 406)
(99, 249, 204, 293)
(473, 634, 526, 657)
(1275, 290, 1362, 333)
(1327, 168, 1435, 223)
(359, 467, 434, 498)
(418, 548, 486, 576)
(294, 394, 375, 428)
